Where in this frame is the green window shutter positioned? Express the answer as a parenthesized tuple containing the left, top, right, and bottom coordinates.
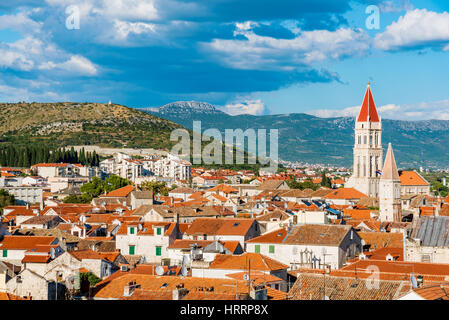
(157, 228, 161, 235)
(2, 250, 7, 257)
(129, 245, 135, 255)
(156, 246, 162, 256)
(130, 227, 135, 234)
(269, 245, 275, 254)
(255, 245, 260, 253)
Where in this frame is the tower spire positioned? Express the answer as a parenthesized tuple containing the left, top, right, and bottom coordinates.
(381, 143, 400, 180)
(357, 83, 380, 122)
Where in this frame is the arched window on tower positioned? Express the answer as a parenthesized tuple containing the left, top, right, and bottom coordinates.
(364, 136, 367, 145)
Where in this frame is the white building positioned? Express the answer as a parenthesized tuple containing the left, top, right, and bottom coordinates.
(182, 218, 261, 248)
(246, 224, 362, 270)
(115, 221, 180, 263)
(99, 153, 143, 182)
(151, 154, 191, 181)
(3, 186, 43, 206)
(0, 236, 59, 265)
(406, 216, 449, 264)
(31, 163, 85, 179)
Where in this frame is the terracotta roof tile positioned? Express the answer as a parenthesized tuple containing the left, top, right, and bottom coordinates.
(104, 185, 134, 197)
(0, 236, 56, 250)
(324, 188, 368, 200)
(209, 253, 288, 271)
(185, 218, 255, 236)
(399, 171, 429, 186)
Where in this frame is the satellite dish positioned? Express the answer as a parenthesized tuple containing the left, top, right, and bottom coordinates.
(243, 273, 249, 281)
(181, 266, 188, 277)
(155, 266, 164, 276)
(410, 275, 418, 289)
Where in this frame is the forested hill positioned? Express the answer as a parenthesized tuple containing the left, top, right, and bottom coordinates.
(0, 102, 184, 154)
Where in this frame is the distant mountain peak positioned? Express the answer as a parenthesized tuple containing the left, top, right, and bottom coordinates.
(148, 101, 222, 115)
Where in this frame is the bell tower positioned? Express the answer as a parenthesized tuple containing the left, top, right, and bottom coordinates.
(345, 83, 383, 197)
(379, 143, 402, 222)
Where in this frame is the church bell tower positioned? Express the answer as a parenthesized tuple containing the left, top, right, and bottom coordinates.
(345, 83, 383, 198)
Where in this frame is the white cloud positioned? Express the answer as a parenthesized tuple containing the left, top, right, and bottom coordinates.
(221, 99, 267, 116)
(307, 100, 449, 121)
(0, 35, 98, 76)
(39, 55, 98, 76)
(307, 105, 361, 118)
(0, 11, 43, 34)
(375, 9, 449, 51)
(94, 0, 158, 21)
(0, 82, 66, 102)
(203, 24, 371, 71)
(378, 0, 413, 13)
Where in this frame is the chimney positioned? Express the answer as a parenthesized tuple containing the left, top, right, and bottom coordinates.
(123, 281, 139, 297)
(26, 203, 30, 210)
(172, 286, 188, 300)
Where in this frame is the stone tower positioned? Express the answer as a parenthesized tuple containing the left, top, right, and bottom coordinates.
(345, 83, 383, 197)
(379, 143, 402, 222)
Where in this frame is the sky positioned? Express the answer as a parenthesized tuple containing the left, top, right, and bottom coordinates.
(1, 0, 449, 120)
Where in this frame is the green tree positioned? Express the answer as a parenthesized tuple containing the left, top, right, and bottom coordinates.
(103, 175, 130, 192)
(63, 194, 92, 204)
(0, 189, 16, 213)
(80, 177, 104, 198)
(141, 181, 169, 196)
(320, 172, 332, 188)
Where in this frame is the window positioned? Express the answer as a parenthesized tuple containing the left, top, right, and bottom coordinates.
(255, 245, 260, 253)
(269, 245, 275, 254)
(2, 250, 7, 257)
(129, 227, 135, 235)
(156, 228, 161, 235)
(129, 245, 135, 255)
(156, 246, 162, 256)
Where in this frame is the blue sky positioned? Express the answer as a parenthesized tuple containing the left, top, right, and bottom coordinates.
(1, 0, 449, 120)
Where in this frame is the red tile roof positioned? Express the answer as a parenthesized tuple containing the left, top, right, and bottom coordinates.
(209, 253, 288, 271)
(104, 185, 134, 197)
(324, 188, 368, 200)
(399, 171, 429, 186)
(185, 218, 255, 236)
(0, 236, 56, 250)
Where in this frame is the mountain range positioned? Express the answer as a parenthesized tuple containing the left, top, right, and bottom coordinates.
(143, 101, 449, 168)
